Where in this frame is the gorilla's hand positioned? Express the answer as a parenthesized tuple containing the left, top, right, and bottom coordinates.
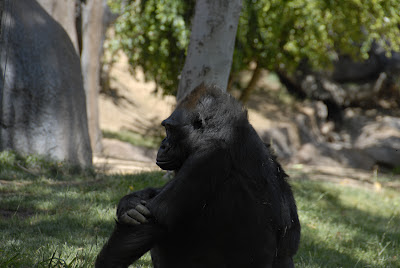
(117, 194, 152, 225)
(120, 200, 152, 225)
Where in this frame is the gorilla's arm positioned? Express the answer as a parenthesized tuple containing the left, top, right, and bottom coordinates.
(95, 188, 164, 268)
(95, 222, 164, 268)
(96, 149, 230, 267)
(148, 148, 231, 228)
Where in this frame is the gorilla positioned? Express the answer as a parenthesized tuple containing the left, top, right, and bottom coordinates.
(96, 85, 300, 268)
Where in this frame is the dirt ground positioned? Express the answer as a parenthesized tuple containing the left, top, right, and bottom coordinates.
(95, 53, 172, 173)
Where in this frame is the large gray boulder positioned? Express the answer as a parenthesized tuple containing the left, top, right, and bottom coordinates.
(36, 0, 79, 53)
(354, 116, 400, 169)
(290, 107, 400, 170)
(0, 0, 92, 166)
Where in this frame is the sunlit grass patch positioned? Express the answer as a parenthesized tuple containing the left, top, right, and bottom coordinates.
(0, 150, 95, 182)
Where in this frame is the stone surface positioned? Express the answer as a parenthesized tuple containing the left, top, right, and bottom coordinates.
(354, 116, 400, 168)
(0, 0, 92, 166)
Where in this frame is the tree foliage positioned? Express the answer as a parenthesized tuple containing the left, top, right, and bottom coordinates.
(108, 0, 400, 95)
(234, 0, 400, 74)
(108, 0, 195, 94)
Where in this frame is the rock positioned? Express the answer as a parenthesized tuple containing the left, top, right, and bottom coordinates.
(354, 116, 400, 169)
(261, 126, 297, 161)
(292, 143, 342, 167)
(292, 142, 377, 170)
(36, 0, 79, 53)
(0, 0, 92, 166)
(291, 113, 400, 170)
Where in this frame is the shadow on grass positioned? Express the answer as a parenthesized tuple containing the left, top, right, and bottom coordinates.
(292, 179, 400, 267)
(1, 167, 399, 267)
(0, 171, 166, 266)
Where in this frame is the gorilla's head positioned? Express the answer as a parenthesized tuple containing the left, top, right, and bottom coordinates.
(156, 84, 247, 171)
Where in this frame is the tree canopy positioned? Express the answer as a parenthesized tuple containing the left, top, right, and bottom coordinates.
(108, 0, 400, 95)
(108, 0, 195, 94)
(235, 0, 400, 73)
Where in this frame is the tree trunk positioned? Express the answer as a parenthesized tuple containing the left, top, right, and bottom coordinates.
(227, 72, 237, 92)
(81, 0, 108, 155)
(176, 0, 242, 100)
(37, 0, 79, 54)
(239, 62, 262, 103)
(0, 0, 92, 166)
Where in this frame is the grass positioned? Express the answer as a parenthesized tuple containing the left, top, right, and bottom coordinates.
(0, 151, 399, 267)
(291, 179, 400, 267)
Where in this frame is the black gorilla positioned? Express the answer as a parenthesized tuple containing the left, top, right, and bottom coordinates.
(96, 85, 300, 268)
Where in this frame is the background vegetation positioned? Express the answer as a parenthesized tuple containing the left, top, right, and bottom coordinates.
(108, 0, 400, 96)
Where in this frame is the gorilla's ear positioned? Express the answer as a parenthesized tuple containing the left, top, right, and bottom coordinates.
(193, 112, 205, 130)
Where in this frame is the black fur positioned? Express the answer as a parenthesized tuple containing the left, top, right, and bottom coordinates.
(96, 85, 300, 268)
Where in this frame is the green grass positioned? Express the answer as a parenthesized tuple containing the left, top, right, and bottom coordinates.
(0, 151, 164, 267)
(292, 180, 400, 267)
(0, 151, 399, 267)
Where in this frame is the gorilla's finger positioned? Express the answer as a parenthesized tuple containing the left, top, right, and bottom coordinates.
(136, 204, 151, 217)
(127, 209, 148, 223)
(119, 213, 140, 225)
(140, 200, 147, 205)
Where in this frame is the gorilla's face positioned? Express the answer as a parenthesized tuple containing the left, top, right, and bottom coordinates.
(155, 85, 237, 171)
(156, 108, 194, 171)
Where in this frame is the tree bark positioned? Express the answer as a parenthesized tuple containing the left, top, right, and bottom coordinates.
(239, 62, 262, 103)
(227, 72, 237, 92)
(176, 0, 242, 100)
(81, 0, 108, 155)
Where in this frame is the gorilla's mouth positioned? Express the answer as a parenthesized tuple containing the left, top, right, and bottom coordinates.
(156, 159, 180, 171)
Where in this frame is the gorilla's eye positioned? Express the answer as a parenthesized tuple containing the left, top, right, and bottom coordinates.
(193, 120, 202, 130)
(193, 114, 204, 130)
